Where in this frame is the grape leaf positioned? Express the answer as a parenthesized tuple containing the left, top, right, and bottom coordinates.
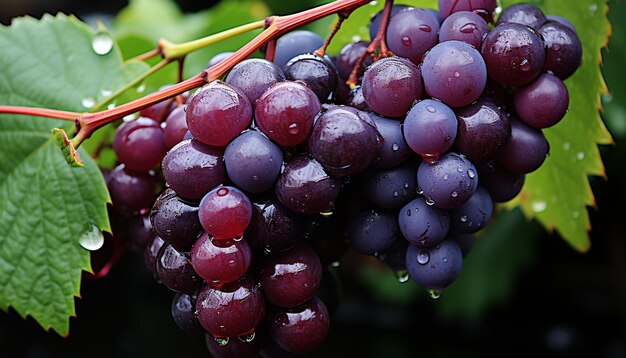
(0, 14, 148, 335)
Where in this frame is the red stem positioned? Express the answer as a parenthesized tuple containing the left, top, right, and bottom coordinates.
(0, 105, 79, 121)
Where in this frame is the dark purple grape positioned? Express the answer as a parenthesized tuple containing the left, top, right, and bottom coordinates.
(343, 85, 370, 111)
(267, 297, 330, 354)
(113, 117, 167, 172)
(439, 11, 489, 49)
(386, 8, 440, 65)
(369, 4, 409, 40)
(449, 186, 493, 234)
(199, 186, 252, 240)
(336, 41, 373, 80)
(284, 53, 338, 101)
(376, 239, 409, 279)
(139, 96, 177, 123)
(361, 56, 423, 118)
(171, 291, 204, 334)
(362, 162, 418, 209)
(208, 52, 234, 68)
(125, 213, 155, 253)
(496, 3, 547, 30)
(514, 73, 569, 129)
(275, 156, 340, 215)
(450, 233, 476, 257)
(404, 99, 458, 159)
(406, 239, 463, 293)
(438, 0, 498, 21)
(481, 23, 546, 87)
(196, 276, 266, 338)
(161, 139, 226, 201)
(304, 213, 351, 265)
(225, 59, 286, 105)
(224, 130, 283, 194)
(498, 119, 549, 174)
(417, 152, 478, 209)
(163, 106, 188, 149)
(539, 21, 583, 80)
(150, 188, 202, 251)
(274, 30, 325, 69)
(255, 81, 321, 147)
(370, 114, 413, 168)
(186, 81, 252, 147)
(156, 243, 202, 293)
(191, 233, 252, 287)
(478, 161, 526, 202)
(106, 164, 156, 213)
(422, 40, 487, 107)
(454, 98, 511, 163)
(205, 331, 265, 358)
(245, 194, 306, 254)
(144, 236, 165, 278)
(347, 205, 400, 255)
(399, 197, 450, 248)
(545, 15, 577, 33)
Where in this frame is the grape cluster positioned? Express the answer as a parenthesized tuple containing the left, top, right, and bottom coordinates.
(101, 1, 582, 356)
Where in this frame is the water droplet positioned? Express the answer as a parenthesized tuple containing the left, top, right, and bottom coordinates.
(233, 234, 244, 242)
(467, 169, 476, 179)
(81, 97, 95, 108)
(572, 211, 580, 219)
(92, 32, 113, 55)
(460, 23, 477, 33)
(589, 4, 598, 12)
(137, 84, 146, 93)
(352, 35, 361, 42)
(457, 167, 463, 173)
(404, 182, 409, 189)
(392, 143, 399, 151)
(330, 261, 341, 268)
(393, 191, 399, 197)
(402, 36, 412, 46)
(319, 210, 334, 217)
(100, 88, 113, 97)
(425, 197, 435, 206)
(451, 191, 458, 198)
(395, 270, 409, 283)
(426, 105, 436, 113)
(288, 123, 299, 135)
(443, 257, 448, 263)
(531, 200, 547, 213)
(422, 153, 439, 163)
(417, 251, 430, 265)
(563, 142, 571, 151)
(369, 0, 378, 6)
(443, 174, 449, 181)
(417, 187, 424, 195)
(107, 103, 116, 110)
(217, 187, 229, 196)
(238, 332, 255, 343)
(460, 215, 468, 223)
(454, 71, 460, 78)
(520, 59, 531, 71)
(576, 152, 585, 160)
(428, 289, 442, 300)
(252, 175, 260, 181)
(419, 24, 432, 32)
(79, 224, 104, 251)
(214, 337, 229, 347)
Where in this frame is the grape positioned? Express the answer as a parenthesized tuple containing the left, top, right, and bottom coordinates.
(198, 186, 252, 240)
(361, 56, 423, 118)
(539, 21, 583, 80)
(362, 161, 419, 209)
(406, 239, 463, 291)
(275, 156, 340, 215)
(283, 53, 338, 101)
(156, 243, 203, 294)
(255, 81, 321, 147)
(308, 106, 381, 176)
(224, 130, 283, 194)
(369, 4, 409, 40)
(347, 205, 400, 255)
(342, 85, 370, 111)
(144, 236, 165, 277)
(225, 59, 285, 105)
(171, 292, 204, 334)
(481, 23, 546, 87)
(335, 41, 373, 80)
(514, 73, 569, 129)
(191, 233, 252, 287)
(370, 114, 413, 168)
(454, 98, 511, 163)
(139, 96, 177, 122)
(267, 297, 330, 354)
(417, 152, 478, 209)
(398, 197, 450, 248)
(207, 51, 234, 68)
(161, 139, 226, 201)
(113, 117, 167, 172)
(150, 188, 203, 251)
(449, 186, 493, 234)
(450, 233, 476, 257)
(496, 3, 547, 30)
(106, 164, 156, 213)
(274, 30, 324, 69)
(186, 81, 252, 147)
(439, 11, 489, 49)
(125, 213, 155, 254)
(376, 239, 409, 277)
(205, 330, 265, 358)
(498, 119, 549, 174)
(196, 276, 266, 338)
(478, 161, 526, 203)
(386, 8, 440, 66)
(163, 106, 188, 149)
(438, 0, 498, 20)
(422, 40, 487, 107)
(403, 99, 458, 158)
(245, 194, 306, 253)
(545, 15, 577, 33)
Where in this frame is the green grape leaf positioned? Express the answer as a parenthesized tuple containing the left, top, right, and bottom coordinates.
(0, 14, 148, 335)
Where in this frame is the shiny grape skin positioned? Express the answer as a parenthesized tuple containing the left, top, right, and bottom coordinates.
(255, 81, 321, 147)
(256, 243, 322, 308)
(439, 11, 489, 49)
(370, 114, 413, 168)
(106, 164, 156, 213)
(225, 59, 286, 105)
(417, 152, 479, 209)
(403, 99, 458, 158)
(478, 161, 526, 203)
(205, 330, 265, 358)
(156, 243, 203, 294)
(144, 236, 165, 278)
(362, 56, 423, 118)
(308, 106, 381, 176)
(344, 85, 370, 111)
(545, 15, 577, 33)
(362, 161, 419, 209)
(190, 233, 252, 287)
(438, 0, 498, 20)
(421, 41, 487, 108)
(163, 106, 188, 149)
(198, 186, 253, 240)
(398, 197, 450, 248)
(369, 4, 409, 40)
(186, 81, 252, 147)
(245, 194, 306, 254)
(196, 276, 266, 338)
(161, 139, 226, 201)
(406, 239, 463, 290)
(539, 21, 583, 80)
(113, 117, 167, 172)
(514, 73, 569, 129)
(283, 53, 338, 101)
(347, 205, 400, 255)
(274, 30, 325, 69)
(171, 291, 205, 334)
(449, 186, 493, 234)
(335, 41, 373, 80)
(224, 130, 283, 194)
(150, 188, 203, 251)
(267, 297, 330, 354)
(495, 3, 547, 30)
(481, 23, 546, 88)
(498, 119, 549, 174)
(454, 98, 511, 163)
(386, 8, 440, 66)
(275, 156, 341, 215)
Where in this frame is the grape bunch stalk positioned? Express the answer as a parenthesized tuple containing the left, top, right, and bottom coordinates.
(95, 0, 583, 356)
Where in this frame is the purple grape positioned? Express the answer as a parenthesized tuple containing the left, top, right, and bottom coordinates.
(362, 161, 419, 209)
(496, 3, 547, 30)
(406, 239, 463, 293)
(199, 186, 252, 240)
(376, 239, 409, 278)
(191, 233, 252, 287)
(539, 21, 583, 80)
(156, 243, 203, 293)
(369, 4, 409, 40)
(478, 161, 526, 202)
(403, 99, 458, 159)
(106, 164, 156, 213)
(163, 106, 188, 149)
(386, 8, 440, 65)
(422, 40, 487, 107)
(514, 73, 569, 129)
(370, 114, 413, 168)
(417, 152, 478, 209)
(267, 297, 330, 354)
(449, 186, 493, 234)
(481, 23, 546, 87)
(399, 197, 450, 248)
(362, 56, 423, 118)
(161, 139, 226, 201)
(171, 292, 204, 334)
(546, 15, 577, 33)
(125, 213, 155, 254)
(150, 188, 202, 251)
(343, 85, 370, 111)
(498, 119, 549, 174)
(225, 58, 285, 105)
(224, 130, 283, 194)
(438, 0, 498, 20)
(284, 53, 338, 101)
(439, 11, 489, 49)
(450, 233, 476, 257)
(144, 236, 165, 278)
(113, 117, 167, 172)
(347, 205, 400, 255)
(207, 52, 234, 68)
(336, 41, 373, 80)
(274, 30, 325, 69)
